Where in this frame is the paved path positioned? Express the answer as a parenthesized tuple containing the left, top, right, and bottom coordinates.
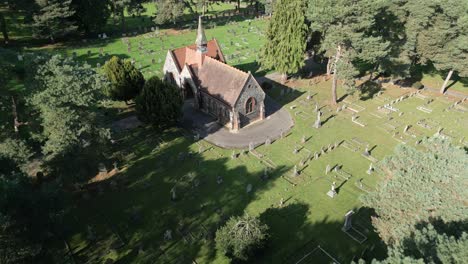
(181, 96, 294, 149)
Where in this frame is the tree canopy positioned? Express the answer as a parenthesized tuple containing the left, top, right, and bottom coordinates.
(135, 76, 183, 126)
(102, 56, 145, 103)
(32, 0, 78, 42)
(215, 214, 269, 261)
(28, 55, 110, 160)
(362, 137, 468, 245)
(260, 0, 307, 83)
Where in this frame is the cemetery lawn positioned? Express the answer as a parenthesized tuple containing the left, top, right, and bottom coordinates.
(53, 78, 468, 263)
(30, 16, 268, 79)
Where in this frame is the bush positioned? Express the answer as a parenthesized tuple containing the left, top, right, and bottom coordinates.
(215, 214, 269, 261)
(102, 56, 144, 102)
(135, 76, 183, 126)
(412, 81, 424, 89)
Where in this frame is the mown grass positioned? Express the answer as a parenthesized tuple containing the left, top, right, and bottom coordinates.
(52, 78, 468, 263)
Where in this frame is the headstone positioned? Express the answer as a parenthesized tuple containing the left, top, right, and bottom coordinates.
(279, 197, 284, 207)
(293, 146, 298, 154)
(164, 229, 172, 240)
(327, 181, 337, 198)
(342, 210, 354, 231)
(249, 142, 254, 152)
(231, 150, 236, 159)
(246, 184, 253, 193)
(265, 138, 271, 146)
(325, 164, 331, 174)
(403, 125, 409, 133)
(366, 163, 374, 175)
(363, 145, 370, 156)
(17, 55, 23, 61)
(217, 175, 223, 185)
(314, 152, 319, 160)
(314, 111, 322, 128)
(170, 187, 176, 201)
(301, 135, 306, 144)
(292, 165, 299, 177)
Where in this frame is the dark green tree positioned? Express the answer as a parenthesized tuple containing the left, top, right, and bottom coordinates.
(0, 12, 9, 44)
(102, 56, 145, 103)
(28, 55, 110, 160)
(0, 171, 63, 264)
(260, 0, 307, 83)
(111, 0, 131, 32)
(215, 214, 269, 261)
(0, 139, 33, 174)
(135, 76, 183, 126)
(407, 0, 468, 93)
(370, 222, 468, 264)
(307, 0, 389, 105)
(32, 0, 78, 42)
(362, 137, 468, 245)
(71, 0, 110, 35)
(154, 0, 185, 25)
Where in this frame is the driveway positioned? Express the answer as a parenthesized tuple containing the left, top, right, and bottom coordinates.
(181, 96, 294, 149)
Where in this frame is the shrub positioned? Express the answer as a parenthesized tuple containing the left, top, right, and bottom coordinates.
(102, 56, 144, 102)
(135, 76, 183, 126)
(215, 214, 269, 261)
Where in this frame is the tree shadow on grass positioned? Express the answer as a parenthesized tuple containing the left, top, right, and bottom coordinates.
(60, 125, 292, 264)
(359, 81, 383, 101)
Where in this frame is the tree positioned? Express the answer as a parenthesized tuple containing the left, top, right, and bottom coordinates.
(135, 76, 183, 126)
(127, 0, 146, 17)
(361, 137, 468, 245)
(0, 171, 63, 264)
(28, 55, 110, 160)
(307, 0, 389, 105)
(370, 222, 468, 264)
(260, 0, 307, 83)
(71, 0, 110, 35)
(215, 214, 269, 261)
(154, 0, 185, 25)
(111, 0, 131, 32)
(32, 0, 78, 42)
(260, 0, 276, 16)
(0, 139, 33, 174)
(102, 56, 145, 103)
(0, 12, 9, 44)
(408, 0, 468, 94)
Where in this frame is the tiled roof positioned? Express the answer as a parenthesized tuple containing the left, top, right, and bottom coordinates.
(196, 56, 250, 108)
(169, 39, 248, 108)
(170, 39, 225, 70)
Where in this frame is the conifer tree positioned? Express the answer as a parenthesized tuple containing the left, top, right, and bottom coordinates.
(135, 76, 183, 126)
(307, 0, 389, 105)
(102, 56, 145, 103)
(32, 0, 77, 42)
(260, 0, 307, 83)
(362, 137, 468, 245)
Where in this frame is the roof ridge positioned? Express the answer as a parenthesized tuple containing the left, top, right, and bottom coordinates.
(204, 56, 249, 77)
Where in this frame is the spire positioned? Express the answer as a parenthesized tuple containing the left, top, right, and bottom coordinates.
(196, 16, 207, 53)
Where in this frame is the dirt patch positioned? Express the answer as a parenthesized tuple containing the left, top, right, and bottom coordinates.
(164, 28, 191, 36)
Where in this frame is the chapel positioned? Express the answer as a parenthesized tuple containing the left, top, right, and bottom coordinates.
(163, 16, 266, 132)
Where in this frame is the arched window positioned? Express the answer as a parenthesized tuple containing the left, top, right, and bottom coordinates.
(246, 97, 256, 114)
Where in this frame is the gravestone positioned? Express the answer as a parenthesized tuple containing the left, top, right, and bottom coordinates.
(363, 145, 370, 156)
(314, 152, 319, 160)
(249, 142, 254, 152)
(341, 210, 354, 231)
(265, 138, 271, 146)
(246, 184, 253, 193)
(164, 229, 172, 240)
(217, 175, 223, 185)
(327, 181, 337, 198)
(314, 111, 322, 128)
(279, 197, 284, 207)
(292, 165, 299, 177)
(301, 135, 306, 144)
(170, 187, 176, 201)
(325, 164, 331, 174)
(366, 163, 374, 175)
(293, 146, 298, 154)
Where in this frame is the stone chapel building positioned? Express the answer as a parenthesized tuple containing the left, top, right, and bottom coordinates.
(163, 16, 265, 132)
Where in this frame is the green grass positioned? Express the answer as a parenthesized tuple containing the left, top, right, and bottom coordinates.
(31, 16, 267, 78)
(50, 79, 468, 263)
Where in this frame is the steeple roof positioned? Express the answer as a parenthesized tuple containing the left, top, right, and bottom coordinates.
(195, 16, 207, 51)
